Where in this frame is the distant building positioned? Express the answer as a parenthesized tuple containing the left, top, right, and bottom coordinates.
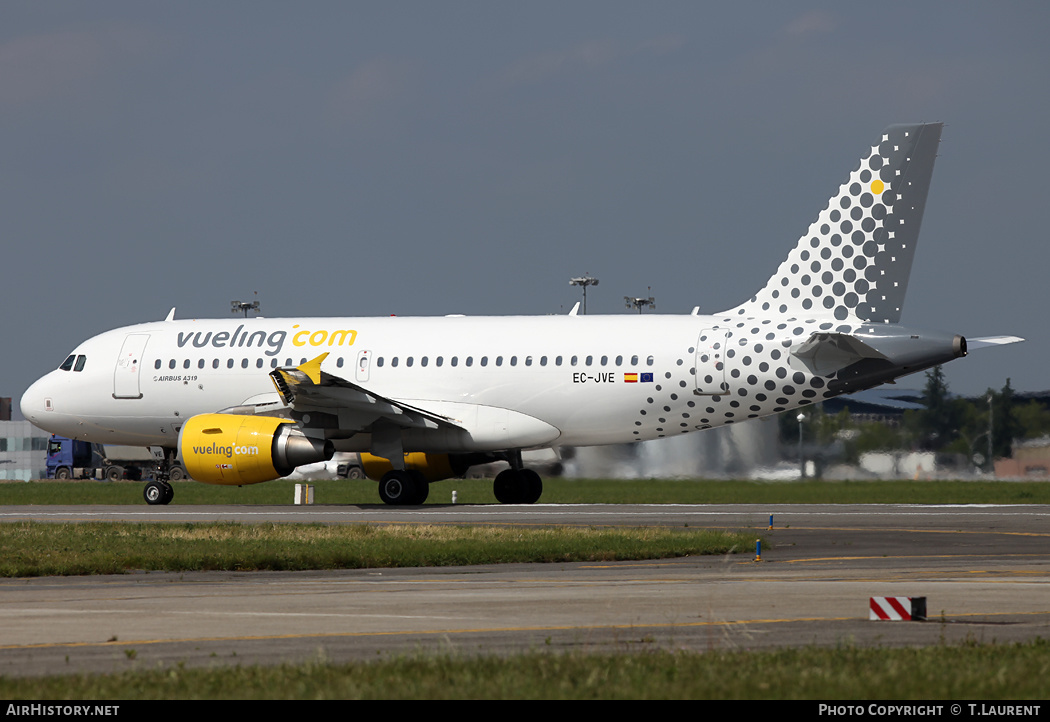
(0, 419, 50, 481)
(994, 437, 1050, 478)
(820, 389, 924, 424)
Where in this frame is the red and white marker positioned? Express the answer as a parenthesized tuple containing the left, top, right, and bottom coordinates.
(869, 596, 926, 621)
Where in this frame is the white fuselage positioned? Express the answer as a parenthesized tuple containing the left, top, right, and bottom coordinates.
(21, 311, 848, 453)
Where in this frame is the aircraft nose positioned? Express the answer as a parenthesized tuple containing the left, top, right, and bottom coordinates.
(20, 375, 53, 422)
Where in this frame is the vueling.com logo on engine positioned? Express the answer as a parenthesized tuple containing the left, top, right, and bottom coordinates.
(192, 442, 260, 458)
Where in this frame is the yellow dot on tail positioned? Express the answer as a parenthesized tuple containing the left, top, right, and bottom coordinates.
(871, 179, 885, 194)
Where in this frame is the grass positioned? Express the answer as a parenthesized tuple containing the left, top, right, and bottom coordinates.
(3, 477, 1050, 505)
(0, 521, 755, 577)
(1, 642, 1048, 699)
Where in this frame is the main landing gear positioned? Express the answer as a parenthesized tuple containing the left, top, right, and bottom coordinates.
(378, 469, 430, 506)
(493, 467, 543, 504)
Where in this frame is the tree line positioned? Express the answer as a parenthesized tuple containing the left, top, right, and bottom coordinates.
(779, 366, 1050, 468)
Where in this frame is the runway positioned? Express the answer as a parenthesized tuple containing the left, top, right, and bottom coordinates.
(0, 503, 1048, 677)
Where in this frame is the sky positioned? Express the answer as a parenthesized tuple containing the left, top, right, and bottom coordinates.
(3, 1, 1048, 412)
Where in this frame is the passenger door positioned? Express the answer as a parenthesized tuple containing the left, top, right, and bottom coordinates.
(113, 334, 149, 399)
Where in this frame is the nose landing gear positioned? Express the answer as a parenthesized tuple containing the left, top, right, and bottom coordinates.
(144, 447, 178, 505)
(144, 479, 174, 505)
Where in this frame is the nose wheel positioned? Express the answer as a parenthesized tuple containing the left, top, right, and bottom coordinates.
(144, 480, 174, 505)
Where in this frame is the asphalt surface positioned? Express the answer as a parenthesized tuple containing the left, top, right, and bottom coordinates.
(0, 503, 1048, 677)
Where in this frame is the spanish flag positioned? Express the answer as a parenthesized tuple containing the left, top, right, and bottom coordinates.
(624, 373, 638, 383)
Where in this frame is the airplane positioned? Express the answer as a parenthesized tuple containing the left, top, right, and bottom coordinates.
(20, 122, 1022, 506)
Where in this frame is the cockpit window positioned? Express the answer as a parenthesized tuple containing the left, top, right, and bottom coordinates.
(59, 355, 75, 371)
(73, 355, 87, 372)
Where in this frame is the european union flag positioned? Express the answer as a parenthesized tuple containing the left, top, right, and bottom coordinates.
(640, 372, 654, 383)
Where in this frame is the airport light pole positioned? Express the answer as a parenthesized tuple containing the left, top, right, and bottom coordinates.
(569, 276, 599, 314)
(797, 412, 806, 479)
(624, 287, 656, 314)
(987, 392, 994, 476)
(231, 299, 260, 318)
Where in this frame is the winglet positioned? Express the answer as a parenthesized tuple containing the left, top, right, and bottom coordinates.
(297, 353, 329, 384)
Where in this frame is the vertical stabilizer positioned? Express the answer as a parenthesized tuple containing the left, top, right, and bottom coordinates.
(727, 123, 942, 323)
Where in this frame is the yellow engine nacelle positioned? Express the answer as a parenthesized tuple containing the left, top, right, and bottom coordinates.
(359, 452, 468, 482)
(179, 413, 334, 486)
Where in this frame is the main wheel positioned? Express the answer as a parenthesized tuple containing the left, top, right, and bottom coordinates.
(493, 468, 527, 504)
(379, 470, 420, 506)
(520, 469, 543, 504)
(409, 470, 429, 505)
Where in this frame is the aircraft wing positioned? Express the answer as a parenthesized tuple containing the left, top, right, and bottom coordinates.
(268, 352, 464, 432)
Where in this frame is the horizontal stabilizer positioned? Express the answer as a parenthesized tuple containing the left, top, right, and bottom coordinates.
(967, 335, 1025, 351)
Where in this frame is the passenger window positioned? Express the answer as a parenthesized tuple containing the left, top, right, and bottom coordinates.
(74, 355, 86, 372)
(451, 357, 458, 367)
(525, 356, 532, 366)
(616, 355, 623, 366)
(377, 357, 384, 367)
(601, 355, 608, 365)
(154, 359, 162, 370)
(213, 359, 219, 369)
(183, 359, 191, 369)
(631, 355, 639, 365)
(540, 356, 547, 366)
(496, 356, 503, 366)
(59, 355, 75, 371)
(571, 356, 578, 366)
(336, 357, 344, 368)
(241, 359, 249, 369)
(480, 357, 488, 367)
(256, 358, 264, 368)
(227, 359, 234, 369)
(437, 357, 444, 367)
(270, 358, 278, 368)
(407, 357, 414, 367)
(169, 359, 176, 370)
(466, 357, 473, 367)
(198, 359, 205, 369)
(585, 356, 592, 366)
(421, 357, 429, 367)
(647, 355, 654, 366)
(556, 356, 563, 366)
(391, 357, 399, 367)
